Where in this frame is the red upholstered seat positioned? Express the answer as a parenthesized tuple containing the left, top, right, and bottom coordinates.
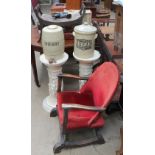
(57, 91, 105, 130)
(57, 62, 120, 130)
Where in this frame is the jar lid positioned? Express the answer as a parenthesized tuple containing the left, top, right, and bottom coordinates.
(43, 25, 63, 33)
(74, 22, 97, 34)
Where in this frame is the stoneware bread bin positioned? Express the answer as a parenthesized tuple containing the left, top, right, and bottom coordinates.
(73, 22, 97, 59)
(42, 25, 64, 62)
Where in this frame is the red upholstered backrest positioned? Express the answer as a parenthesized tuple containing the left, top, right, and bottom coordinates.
(32, 0, 39, 8)
(80, 62, 120, 108)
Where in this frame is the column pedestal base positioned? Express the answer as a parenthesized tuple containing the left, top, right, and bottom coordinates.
(42, 96, 57, 113)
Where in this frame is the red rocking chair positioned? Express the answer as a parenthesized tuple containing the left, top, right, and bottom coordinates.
(51, 62, 120, 153)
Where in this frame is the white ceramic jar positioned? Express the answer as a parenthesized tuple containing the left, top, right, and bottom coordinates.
(73, 22, 97, 59)
(42, 25, 64, 61)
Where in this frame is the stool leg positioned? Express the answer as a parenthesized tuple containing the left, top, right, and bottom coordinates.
(31, 48, 40, 87)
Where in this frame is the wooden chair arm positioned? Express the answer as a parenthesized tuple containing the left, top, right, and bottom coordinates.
(58, 73, 89, 80)
(62, 103, 106, 133)
(62, 103, 106, 112)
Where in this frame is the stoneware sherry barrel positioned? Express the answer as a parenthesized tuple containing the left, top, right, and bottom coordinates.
(73, 22, 97, 59)
(42, 25, 64, 61)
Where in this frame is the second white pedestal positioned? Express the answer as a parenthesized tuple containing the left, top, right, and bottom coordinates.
(73, 50, 101, 88)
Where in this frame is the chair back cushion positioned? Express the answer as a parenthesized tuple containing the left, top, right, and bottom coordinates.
(80, 62, 120, 108)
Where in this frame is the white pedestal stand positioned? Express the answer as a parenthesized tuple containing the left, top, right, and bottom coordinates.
(73, 50, 101, 88)
(40, 53, 69, 112)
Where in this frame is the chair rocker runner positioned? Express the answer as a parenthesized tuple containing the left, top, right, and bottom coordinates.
(50, 62, 120, 153)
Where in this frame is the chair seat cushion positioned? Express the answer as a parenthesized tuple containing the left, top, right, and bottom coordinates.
(57, 91, 105, 130)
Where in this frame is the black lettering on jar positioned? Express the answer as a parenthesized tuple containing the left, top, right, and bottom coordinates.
(44, 42, 59, 46)
(76, 39, 92, 50)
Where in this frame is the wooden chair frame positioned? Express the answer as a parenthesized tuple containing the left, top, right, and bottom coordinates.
(31, 26, 43, 87)
(50, 73, 106, 153)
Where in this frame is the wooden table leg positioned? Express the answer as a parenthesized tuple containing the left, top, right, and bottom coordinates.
(116, 127, 123, 155)
(31, 47, 40, 87)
